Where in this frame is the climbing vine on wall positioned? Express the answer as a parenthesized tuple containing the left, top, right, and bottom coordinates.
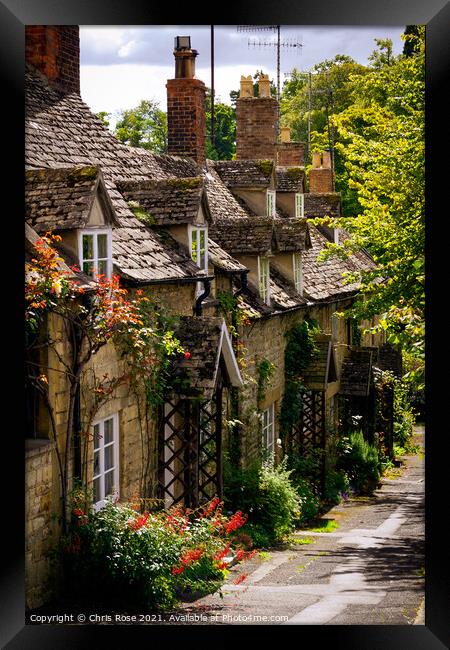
(256, 358, 275, 405)
(279, 319, 320, 437)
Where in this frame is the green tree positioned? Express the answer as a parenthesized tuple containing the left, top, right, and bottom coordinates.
(96, 111, 111, 129)
(280, 57, 367, 215)
(205, 89, 236, 160)
(114, 100, 168, 154)
(319, 31, 425, 387)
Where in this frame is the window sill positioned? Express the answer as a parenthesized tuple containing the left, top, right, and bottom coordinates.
(25, 438, 55, 457)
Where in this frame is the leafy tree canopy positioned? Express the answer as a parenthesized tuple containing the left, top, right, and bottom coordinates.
(316, 29, 425, 387)
(114, 99, 168, 154)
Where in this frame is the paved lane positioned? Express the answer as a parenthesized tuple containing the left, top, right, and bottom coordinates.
(173, 431, 425, 625)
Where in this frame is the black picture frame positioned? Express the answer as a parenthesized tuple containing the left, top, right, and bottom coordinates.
(2, 0, 448, 647)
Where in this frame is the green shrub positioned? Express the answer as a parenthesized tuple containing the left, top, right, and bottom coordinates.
(338, 431, 380, 495)
(224, 457, 302, 545)
(60, 496, 253, 612)
(324, 469, 351, 506)
(292, 478, 321, 524)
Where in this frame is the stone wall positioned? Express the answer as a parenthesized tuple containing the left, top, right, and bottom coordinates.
(25, 439, 58, 609)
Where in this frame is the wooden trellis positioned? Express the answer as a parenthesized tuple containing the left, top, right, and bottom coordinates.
(289, 389, 326, 494)
(291, 389, 326, 456)
(157, 372, 224, 508)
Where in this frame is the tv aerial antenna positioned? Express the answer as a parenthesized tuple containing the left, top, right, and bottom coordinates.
(237, 25, 303, 137)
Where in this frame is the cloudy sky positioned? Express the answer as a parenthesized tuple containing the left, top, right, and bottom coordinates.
(80, 25, 406, 124)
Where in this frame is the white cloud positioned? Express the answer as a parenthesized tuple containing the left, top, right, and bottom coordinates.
(80, 25, 406, 117)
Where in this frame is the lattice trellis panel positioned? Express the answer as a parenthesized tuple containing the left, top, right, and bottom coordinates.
(291, 389, 326, 456)
(158, 380, 223, 508)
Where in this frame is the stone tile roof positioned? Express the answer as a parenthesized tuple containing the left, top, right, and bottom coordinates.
(25, 166, 117, 232)
(117, 177, 208, 226)
(212, 160, 274, 187)
(269, 265, 307, 310)
(302, 225, 375, 303)
(25, 65, 205, 285)
(204, 164, 256, 221)
(340, 348, 373, 396)
(230, 265, 307, 319)
(273, 217, 311, 253)
(208, 239, 248, 274)
(304, 193, 341, 220)
(169, 316, 243, 399)
(302, 334, 338, 391)
(209, 216, 274, 255)
(276, 167, 305, 192)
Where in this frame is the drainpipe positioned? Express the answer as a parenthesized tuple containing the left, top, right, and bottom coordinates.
(194, 278, 211, 316)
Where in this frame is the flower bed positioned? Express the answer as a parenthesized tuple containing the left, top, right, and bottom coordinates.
(60, 495, 254, 612)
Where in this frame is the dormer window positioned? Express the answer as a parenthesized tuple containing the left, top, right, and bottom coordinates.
(266, 190, 276, 217)
(258, 256, 270, 304)
(295, 193, 304, 218)
(79, 229, 112, 279)
(189, 225, 208, 272)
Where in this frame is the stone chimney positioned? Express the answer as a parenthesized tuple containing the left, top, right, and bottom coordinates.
(309, 150, 334, 193)
(166, 36, 206, 168)
(25, 26, 80, 94)
(276, 126, 305, 167)
(236, 74, 278, 160)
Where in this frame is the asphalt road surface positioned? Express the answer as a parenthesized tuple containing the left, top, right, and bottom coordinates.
(170, 428, 425, 626)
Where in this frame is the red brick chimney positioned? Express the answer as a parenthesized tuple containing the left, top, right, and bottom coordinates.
(25, 26, 80, 94)
(166, 36, 206, 168)
(309, 150, 334, 193)
(276, 127, 305, 166)
(236, 74, 278, 160)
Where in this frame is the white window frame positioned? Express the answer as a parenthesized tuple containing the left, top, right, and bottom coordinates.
(92, 413, 120, 511)
(292, 252, 303, 295)
(78, 228, 113, 280)
(257, 256, 270, 304)
(261, 403, 275, 463)
(266, 190, 276, 217)
(189, 224, 209, 297)
(188, 225, 208, 273)
(295, 193, 304, 218)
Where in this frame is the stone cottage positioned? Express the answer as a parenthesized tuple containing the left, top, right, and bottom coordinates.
(24, 26, 393, 609)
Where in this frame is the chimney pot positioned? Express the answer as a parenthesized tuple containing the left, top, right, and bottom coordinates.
(174, 35, 191, 50)
(280, 126, 291, 143)
(312, 151, 322, 168)
(239, 75, 254, 98)
(322, 150, 332, 168)
(258, 74, 271, 98)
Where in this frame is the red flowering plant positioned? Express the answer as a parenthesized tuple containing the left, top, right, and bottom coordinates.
(61, 492, 254, 612)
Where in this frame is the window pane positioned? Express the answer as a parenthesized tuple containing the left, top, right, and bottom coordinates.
(199, 229, 206, 268)
(83, 261, 94, 277)
(191, 229, 198, 263)
(83, 234, 94, 260)
(104, 418, 114, 444)
(93, 477, 101, 504)
(104, 470, 115, 497)
(104, 444, 114, 471)
(97, 234, 108, 258)
(98, 260, 108, 277)
(94, 450, 100, 476)
(94, 423, 100, 449)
